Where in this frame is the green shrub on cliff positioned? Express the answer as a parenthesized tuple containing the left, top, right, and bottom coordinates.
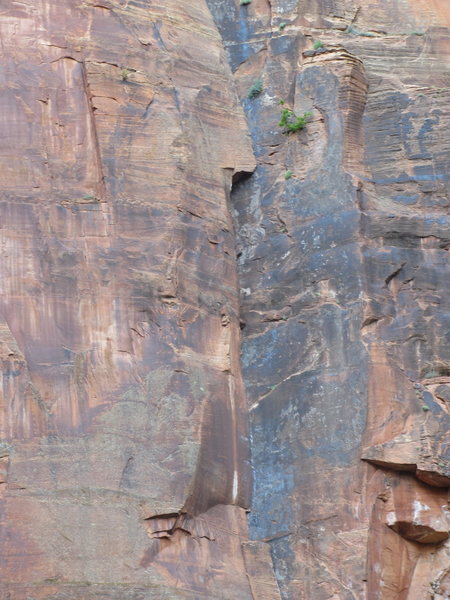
(247, 79, 263, 99)
(279, 108, 312, 133)
(83, 193, 96, 201)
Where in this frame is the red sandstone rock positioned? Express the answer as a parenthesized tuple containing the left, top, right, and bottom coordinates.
(362, 403, 450, 487)
(384, 475, 449, 544)
(1, 0, 450, 598)
(0, 1, 268, 598)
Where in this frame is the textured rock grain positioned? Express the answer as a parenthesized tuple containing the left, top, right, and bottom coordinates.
(0, 1, 277, 598)
(206, 0, 450, 598)
(2, 0, 450, 599)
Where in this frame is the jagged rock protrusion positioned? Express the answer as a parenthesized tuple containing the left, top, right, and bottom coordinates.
(384, 475, 449, 544)
(362, 393, 450, 487)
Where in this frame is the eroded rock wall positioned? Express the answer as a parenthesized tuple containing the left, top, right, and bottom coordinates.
(206, 0, 450, 598)
(1, 0, 450, 599)
(0, 1, 279, 598)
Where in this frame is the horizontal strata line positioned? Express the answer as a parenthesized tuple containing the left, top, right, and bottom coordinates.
(1, 581, 201, 593)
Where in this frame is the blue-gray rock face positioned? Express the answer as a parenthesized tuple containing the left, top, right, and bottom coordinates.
(207, 1, 450, 598)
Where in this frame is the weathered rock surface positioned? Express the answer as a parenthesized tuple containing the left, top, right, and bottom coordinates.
(362, 392, 450, 487)
(384, 474, 449, 544)
(0, 1, 278, 598)
(2, 0, 450, 599)
(206, 0, 450, 598)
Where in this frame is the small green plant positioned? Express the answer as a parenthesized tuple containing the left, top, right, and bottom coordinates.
(422, 405, 430, 412)
(121, 68, 130, 81)
(284, 170, 293, 180)
(279, 22, 287, 30)
(247, 79, 263, 99)
(279, 108, 312, 133)
(240, 0, 251, 5)
(346, 25, 376, 37)
(83, 193, 96, 201)
(424, 369, 439, 379)
(313, 39, 324, 49)
(277, 99, 285, 105)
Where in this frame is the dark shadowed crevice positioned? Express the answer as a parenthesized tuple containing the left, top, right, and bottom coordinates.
(229, 170, 285, 599)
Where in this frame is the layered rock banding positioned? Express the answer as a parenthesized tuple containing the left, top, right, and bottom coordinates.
(0, 1, 276, 598)
(207, 0, 450, 598)
(1, 0, 450, 599)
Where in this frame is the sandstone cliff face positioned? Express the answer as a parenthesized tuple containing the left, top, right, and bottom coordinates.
(205, 0, 450, 598)
(1, 1, 449, 599)
(0, 1, 274, 598)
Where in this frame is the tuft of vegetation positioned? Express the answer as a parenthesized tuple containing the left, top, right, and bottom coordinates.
(121, 68, 130, 81)
(83, 193, 96, 201)
(279, 22, 287, 30)
(247, 79, 263, 99)
(240, 0, 251, 5)
(313, 39, 324, 49)
(424, 369, 439, 379)
(345, 25, 376, 37)
(277, 99, 285, 105)
(284, 170, 293, 180)
(279, 108, 312, 133)
(422, 405, 430, 412)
